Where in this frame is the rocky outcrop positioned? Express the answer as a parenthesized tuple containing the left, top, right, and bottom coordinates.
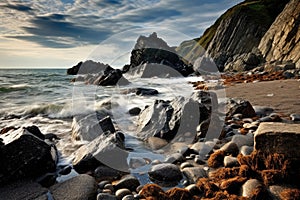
(124, 32, 194, 77)
(258, 0, 300, 68)
(67, 60, 111, 75)
(0, 126, 57, 185)
(177, 0, 290, 71)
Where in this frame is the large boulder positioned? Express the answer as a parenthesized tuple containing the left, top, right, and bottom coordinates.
(67, 60, 111, 75)
(124, 32, 194, 77)
(72, 131, 128, 173)
(137, 96, 209, 141)
(0, 127, 57, 185)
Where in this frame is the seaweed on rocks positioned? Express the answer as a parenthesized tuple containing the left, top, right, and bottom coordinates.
(207, 150, 225, 168)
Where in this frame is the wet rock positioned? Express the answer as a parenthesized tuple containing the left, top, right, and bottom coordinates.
(128, 107, 141, 116)
(0, 180, 48, 200)
(180, 162, 194, 170)
(50, 174, 97, 200)
(226, 98, 256, 118)
(253, 106, 274, 117)
(0, 128, 57, 185)
(72, 132, 127, 174)
(242, 179, 262, 198)
(220, 141, 239, 156)
(185, 184, 201, 195)
(190, 142, 213, 159)
(164, 153, 184, 163)
(224, 156, 239, 167)
(148, 163, 182, 183)
(98, 180, 110, 189)
(182, 167, 207, 184)
(122, 194, 134, 200)
(240, 145, 253, 156)
(94, 166, 127, 182)
(147, 137, 168, 150)
(67, 60, 110, 75)
(94, 68, 129, 86)
(122, 88, 158, 96)
(129, 157, 147, 169)
(97, 193, 117, 200)
(290, 113, 300, 121)
(72, 113, 115, 141)
(137, 97, 209, 141)
(24, 125, 45, 140)
(114, 175, 140, 191)
(115, 188, 131, 200)
(231, 134, 253, 148)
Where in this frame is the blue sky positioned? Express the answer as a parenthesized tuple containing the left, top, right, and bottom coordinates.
(0, 0, 242, 68)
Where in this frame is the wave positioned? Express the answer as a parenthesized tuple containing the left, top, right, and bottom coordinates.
(0, 84, 30, 93)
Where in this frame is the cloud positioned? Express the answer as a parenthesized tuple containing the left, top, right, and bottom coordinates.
(3, 3, 33, 12)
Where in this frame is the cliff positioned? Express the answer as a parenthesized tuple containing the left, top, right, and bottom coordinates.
(177, 0, 290, 71)
(258, 0, 300, 68)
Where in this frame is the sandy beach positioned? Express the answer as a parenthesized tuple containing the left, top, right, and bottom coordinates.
(225, 79, 300, 116)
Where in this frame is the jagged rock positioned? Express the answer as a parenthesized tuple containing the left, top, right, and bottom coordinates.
(71, 113, 115, 141)
(72, 131, 127, 173)
(0, 127, 57, 185)
(122, 88, 159, 96)
(67, 60, 112, 75)
(93, 68, 129, 86)
(259, 0, 300, 68)
(124, 32, 194, 77)
(137, 97, 209, 141)
(50, 174, 97, 200)
(226, 98, 256, 118)
(224, 52, 263, 72)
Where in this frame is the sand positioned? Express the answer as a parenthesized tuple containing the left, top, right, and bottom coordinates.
(225, 79, 300, 116)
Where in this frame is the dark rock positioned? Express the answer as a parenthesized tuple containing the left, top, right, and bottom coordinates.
(44, 133, 60, 141)
(164, 153, 184, 164)
(98, 180, 110, 189)
(231, 134, 253, 148)
(97, 193, 117, 200)
(125, 32, 194, 77)
(180, 162, 194, 170)
(115, 188, 131, 200)
(122, 194, 134, 200)
(67, 61, 83, 75)
(67, 60, 110, 75)
(290, 113, 300, 121)
(185, 184, 201, 196)
(220, 141, 239, 156)
(0, 180, 48, 200)
(123, 88, 159, 96)
(182, 167, 207, 184)
(50, 174, 97, 200)
(148, 163, 182, 183)
(58, 165, 72, 176)
(24, 125, 45, 140)
(36, 172, 56, 187)
(94, 165, 127, 182)
(137, 97, 209, 141)
(114, 175, 140, 191)
(94, 68, 129, 86)
(72, 132, 127, 174)
(0, 128, 57, 185)
(226, 98, 256, 118)
(253, 106, 274, 117)
(128, 107, 141, 116)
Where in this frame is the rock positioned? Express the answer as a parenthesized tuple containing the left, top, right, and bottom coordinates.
(240, 145, 253, 156)
(72, 132, 127, 173)
(71, 113, 116, 141)
(190, 142, 213, 158)
(226, 98, 256, 118)
(123, 88, 158, 96)
(220, 141, 239, 156)
(94, 166, 126, 182)
(115, 188, 131, 200)
(185, 184, 201, 195)
(125, 32, 193, 77)
(129, 157, 147, 169)
(24, 125, 45, 140)
(254, 122, 300, 158)
(114, 175, 140, 191)
(180, 162, 194, 170)
(137, 97, 209, 141)
(97, 193, 117, 200)
(242, 179, 262, 198)
(94, 68, 129, 86)
(164, 153, 184, 164)
(147, 137, 168, 150)
(148, 163, 182, 183)
(122, 195, 134, 200)
(253, 106, 274, 117)
(67, 60, 111, 75)
(268, 185, 294, 200)
(231, 134, 254, 148)
(290, 113, 300, 121)
(0, 180, 48, 200)
(50, 174, 97, 200)
(0, 126, 18, 134)
(182, 167, 207, 184)
(224, 53, 262, 72)
(0, 128, 57, 185)
(98, 180, 110, 189)
(128, 107, 141, 116)
(258, 0, 300, 68)
(224, 156, 239, 167)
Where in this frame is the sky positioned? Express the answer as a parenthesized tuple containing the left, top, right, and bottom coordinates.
(0, 0, 242, 68)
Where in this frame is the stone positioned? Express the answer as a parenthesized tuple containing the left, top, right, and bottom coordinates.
(253, 106, 274, 117)
(182, 167, 207, 184)
(185, 184, 201, 195)
(123, 88, 158, 96)
(243, 123, 258, 130)
(97, 193, 117, 200)
(98, 180, 110, 189)
(67, 60, 110, 75)
(128, 107, 141, 116)
(72, 132, 127, 174)
(122, 195, 134, 200)
(147, 137, 168, 150)
(231, 134, 254, 148)
(164, 153, 184, 163)
(240, 145, 253, 156)
(50, 174, 97, 200)
(94, 68, 129, 86)
(254, 122, 300, 158)
(242, 179, 262, 198)
(114, 175, 140, 191)
(129, 157, 147, 169)
(220, 141, 239, 156)
(115, 188, 131, 200)
(0, 180, 48, 200)
(224, 156, 239, 167)
(94, 166, 127, 182)
(148, 163, 182, 183)
(226, 98, 256, 118)
(0, 128, 57, 185)
(290, 113, 300, 121)
(180, 162, 194, 170)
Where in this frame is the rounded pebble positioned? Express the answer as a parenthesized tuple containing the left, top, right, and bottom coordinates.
(122, 194, 134, 200)
(98, 181, 110, 189)
(104, 184, 114, 192)
(180, 162, 194, 169)
(97, 193, 117, 200)
(115, 189, 132, 200)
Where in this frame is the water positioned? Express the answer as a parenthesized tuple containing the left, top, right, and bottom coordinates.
(0, 68, 210, 184)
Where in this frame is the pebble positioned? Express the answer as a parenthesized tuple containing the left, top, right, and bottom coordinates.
(115, 189, 132, 200)
(231, 134, 253, 148)
(220, 141, 239, 156)
(180, 162, 194, 170)
(194, 157, 206, 165)
(98, 181, 110, 189)
(185, 184, 201, 195)
(97, 193, 117, 200)
(243, 123, 258, 130)
(242, 118, 253, 123)
(122, 194, 134, 200)
(151, 160, 161, 165)
(102, 189, 113, 194)
(290, 113, 300, 121)
(182, 167, 207, 184)
(128, 107, 141, 116)
(164, 153, 184, 163)
(240, 145, 253, 156)
(233, 113, 243, 119)
(148, 163, 182, 183)
(242, 179, 262, 198)
(114, 175, 140, 191)
(223, 156, 239, 167)
(104, 184, 114, 192)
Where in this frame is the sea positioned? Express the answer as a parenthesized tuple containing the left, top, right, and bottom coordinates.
(0, 68, 213, 184)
